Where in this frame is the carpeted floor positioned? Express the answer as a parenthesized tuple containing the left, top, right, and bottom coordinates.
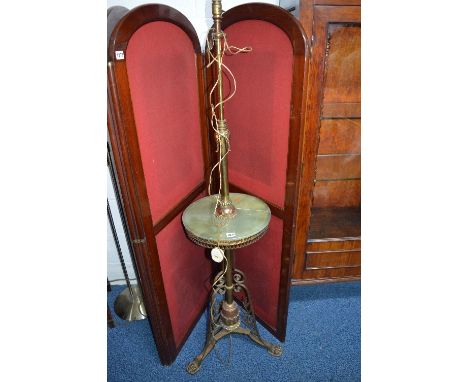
(108, 281, 360, 382)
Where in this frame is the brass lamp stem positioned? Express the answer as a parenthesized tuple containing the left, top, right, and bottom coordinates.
(212, 0, 235, 216)
(212, 0, 224, 121)
(224, 249, 233, 304)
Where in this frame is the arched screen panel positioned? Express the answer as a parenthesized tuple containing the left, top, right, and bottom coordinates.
(219, 4, 309, 340)
(126, 21, 205, 223)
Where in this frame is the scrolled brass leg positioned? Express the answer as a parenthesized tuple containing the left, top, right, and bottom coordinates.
(186, 337, 216, 374)
(246, 324, 282, 356)
(249, 332, 282, 356)
(186, 328, 232, 374)
(230, 269, 283, 357)
(230, 326, 283, 356)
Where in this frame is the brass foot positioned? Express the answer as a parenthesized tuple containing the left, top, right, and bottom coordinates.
(186, 328, 230, 374)
(186, 360, 201, 375)
(268, 344, 282, 357)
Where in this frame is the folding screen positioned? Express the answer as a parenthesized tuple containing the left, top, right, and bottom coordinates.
(107, 5, 213, 365)
(108, 3, 310, 365)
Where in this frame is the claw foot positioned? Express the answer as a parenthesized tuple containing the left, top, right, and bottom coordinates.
(186, 360, 201, 374)
(268, 344, 282, 357)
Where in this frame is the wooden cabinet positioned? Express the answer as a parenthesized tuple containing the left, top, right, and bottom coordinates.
(292, 0, 361, 284)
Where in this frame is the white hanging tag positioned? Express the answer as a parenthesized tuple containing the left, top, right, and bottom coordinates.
(211, 247, 224, 263)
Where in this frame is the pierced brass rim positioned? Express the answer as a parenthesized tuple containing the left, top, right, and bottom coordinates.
(184, 226, 268, 249)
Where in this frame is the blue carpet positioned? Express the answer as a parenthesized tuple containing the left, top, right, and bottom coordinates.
(108, 282, 360, 381)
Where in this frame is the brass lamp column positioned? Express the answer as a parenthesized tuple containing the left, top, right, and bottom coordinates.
(212, 0, 235, 217)
(212, 0, 238, 332)
(182, 0, 282, 374)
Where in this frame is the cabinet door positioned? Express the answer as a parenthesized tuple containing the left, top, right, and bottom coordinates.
(293, 4, 361, 283)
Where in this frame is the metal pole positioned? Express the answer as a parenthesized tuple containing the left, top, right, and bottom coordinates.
(107, 143, 142, 288)
(224, 249, 233, 304)
(107, 199, 134, 296)
(212, 0, 235, 215)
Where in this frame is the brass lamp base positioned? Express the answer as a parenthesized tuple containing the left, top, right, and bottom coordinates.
(186, 267, 282, 375)
(114, 285, 147, 322)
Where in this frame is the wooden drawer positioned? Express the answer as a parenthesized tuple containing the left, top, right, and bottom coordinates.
(318, 119, 361, 154)
(306, 250, 361, 269)
(301, 266, 361, 280)
(313, 179, 361, 207)
(322, 23, 361, 106)
(307, 239, 361, 252)
(322, 103, 360, 118)
(316, 154, 360, 180)
(292, 239, 361, 284)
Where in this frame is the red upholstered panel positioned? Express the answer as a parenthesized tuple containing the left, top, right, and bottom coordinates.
(235, 216, 283, 329)
(223, 20, 293, 208)
(155, 210, 212, 347)
(126, 22, 204, 224)
(126, 22, 209, 347)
